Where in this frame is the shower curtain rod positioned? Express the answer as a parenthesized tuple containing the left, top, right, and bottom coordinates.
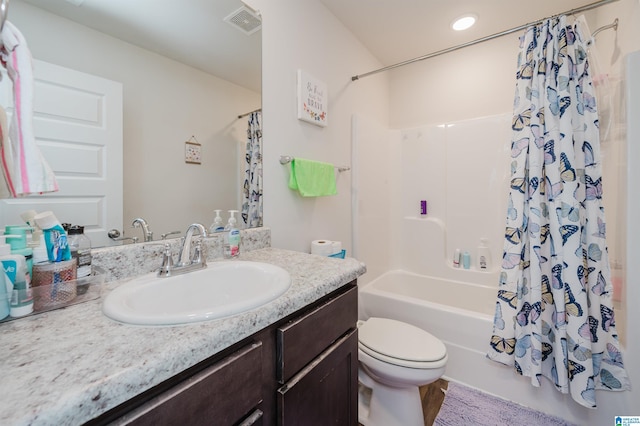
(351, 0, 620, 81)
(238, 108, 262, 119)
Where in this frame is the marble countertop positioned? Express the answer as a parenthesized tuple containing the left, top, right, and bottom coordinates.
(0, 248, 366, 426)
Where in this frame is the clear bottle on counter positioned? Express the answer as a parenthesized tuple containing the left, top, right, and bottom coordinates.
(223, 210, 240, 259)
(68, 225, 92, 282)
(210, 209, 225, 233)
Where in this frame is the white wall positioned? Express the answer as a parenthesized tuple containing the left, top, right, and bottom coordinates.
(390, 114, 511, 287)
(245, 0, 389, 259)
(9, 2, 261, 239)
(351, 115, 394, 284)
(621, 47, 640, 426)
(389, 35, 518, 128)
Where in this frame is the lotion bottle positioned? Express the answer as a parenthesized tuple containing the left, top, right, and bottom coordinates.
(0, 236, 33, 317)
(477, 238, 491, 270)
(223, 210, 240, 258)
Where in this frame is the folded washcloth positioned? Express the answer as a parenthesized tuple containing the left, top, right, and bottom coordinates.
(0, 21, 58, 198)
(288, 158, 337, 197)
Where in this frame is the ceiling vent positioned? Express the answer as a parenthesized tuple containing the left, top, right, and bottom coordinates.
(224, 6, 262, 35)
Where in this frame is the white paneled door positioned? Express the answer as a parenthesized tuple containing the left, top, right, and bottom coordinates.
(0, 60, 123, 247)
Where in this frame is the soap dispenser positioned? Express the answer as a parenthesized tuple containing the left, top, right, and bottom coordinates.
(223, 210, 240, 258)
(210, 210, 225, 233)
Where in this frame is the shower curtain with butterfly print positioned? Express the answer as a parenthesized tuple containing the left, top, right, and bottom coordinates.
(241, 111, 263, 228)
(486, 15, 630, 408)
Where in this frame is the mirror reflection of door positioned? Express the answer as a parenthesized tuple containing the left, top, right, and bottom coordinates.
(0, 60, 123, 247)
(7, 1, 262, 246)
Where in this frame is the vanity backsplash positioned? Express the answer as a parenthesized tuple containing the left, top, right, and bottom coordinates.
(92, 227, 271, 282)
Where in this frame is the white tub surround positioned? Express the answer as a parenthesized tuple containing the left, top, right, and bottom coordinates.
(0, 246, 365, 425)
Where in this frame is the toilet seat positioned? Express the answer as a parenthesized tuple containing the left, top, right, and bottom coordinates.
(358, 317, 447, 369)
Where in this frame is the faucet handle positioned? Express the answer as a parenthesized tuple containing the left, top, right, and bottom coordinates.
(108, 229, 139, 244)
(158, 243, 174, 276)
(146, 242, 174, 276)
(161, 230, 181, 240)
(144, 242, 175, 276)
(192, 239, 206, 266)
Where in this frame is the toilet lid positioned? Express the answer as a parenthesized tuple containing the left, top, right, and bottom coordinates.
(359, 317, 447, 363)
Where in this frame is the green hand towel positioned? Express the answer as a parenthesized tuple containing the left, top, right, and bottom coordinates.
(288, 158, 337, 197)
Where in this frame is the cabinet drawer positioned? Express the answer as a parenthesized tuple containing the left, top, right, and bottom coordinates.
(115, 341, 263, 426)
(277, 329, 358, 426)
(277, 284, 357, 383)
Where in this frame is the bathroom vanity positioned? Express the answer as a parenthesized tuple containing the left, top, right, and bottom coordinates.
(0, 240, 366, 426)
(95, 283, 358, 425)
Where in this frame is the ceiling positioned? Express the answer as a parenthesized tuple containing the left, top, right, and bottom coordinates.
(318, 0, 596, 68)
(16, 0, 599, 90)
(18, 0, 262, 92)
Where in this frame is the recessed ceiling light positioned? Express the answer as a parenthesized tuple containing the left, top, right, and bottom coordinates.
(452, 14, 477, 31)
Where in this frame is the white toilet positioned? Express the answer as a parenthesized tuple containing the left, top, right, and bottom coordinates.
(357, 317, 448, 426)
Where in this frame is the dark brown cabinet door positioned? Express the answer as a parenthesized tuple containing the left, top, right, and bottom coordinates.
(277, 329, 358, 426)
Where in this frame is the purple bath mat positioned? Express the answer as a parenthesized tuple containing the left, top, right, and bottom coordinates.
(434, 382, 576, 426)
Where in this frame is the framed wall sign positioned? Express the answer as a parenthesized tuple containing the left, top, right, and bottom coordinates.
(185, 140, 202, 164)
(297, 69, 328, 127)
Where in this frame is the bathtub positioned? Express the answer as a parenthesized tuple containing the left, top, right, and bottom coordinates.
(358, 269, 496, 384)
(358, 269, 589, 423)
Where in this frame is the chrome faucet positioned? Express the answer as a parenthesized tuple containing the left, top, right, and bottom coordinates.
(177, 223, 207, 266)
(132, 217, 153, 242)
(155, 223, 208, 277)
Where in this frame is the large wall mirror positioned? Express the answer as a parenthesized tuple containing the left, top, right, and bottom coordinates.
(1, 0, 261, 247)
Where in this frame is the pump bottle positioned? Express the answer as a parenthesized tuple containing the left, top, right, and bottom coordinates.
(223, 210, 240, 258)
(210, 210, 225, 233)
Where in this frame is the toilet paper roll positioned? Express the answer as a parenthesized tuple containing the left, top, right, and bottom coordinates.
(311, 240, 334, 256)
(331, 241, 342, 254)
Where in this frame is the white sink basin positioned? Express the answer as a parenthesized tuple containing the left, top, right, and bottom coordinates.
(103, 261, 291, 325)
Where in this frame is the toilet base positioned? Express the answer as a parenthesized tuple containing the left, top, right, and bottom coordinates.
(358, 368, 425, 426)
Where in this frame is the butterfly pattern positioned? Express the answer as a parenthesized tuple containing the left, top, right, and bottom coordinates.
(486, 15, 629, 408)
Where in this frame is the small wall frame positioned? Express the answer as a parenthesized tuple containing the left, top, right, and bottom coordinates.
(185, 140, 202, 164)
(297, 69, 328, 127)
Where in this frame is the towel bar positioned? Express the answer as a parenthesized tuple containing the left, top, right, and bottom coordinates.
(279, 155, 350, 172)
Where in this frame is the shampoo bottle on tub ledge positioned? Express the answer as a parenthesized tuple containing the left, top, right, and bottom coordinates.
(477, 238, 491, 270)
